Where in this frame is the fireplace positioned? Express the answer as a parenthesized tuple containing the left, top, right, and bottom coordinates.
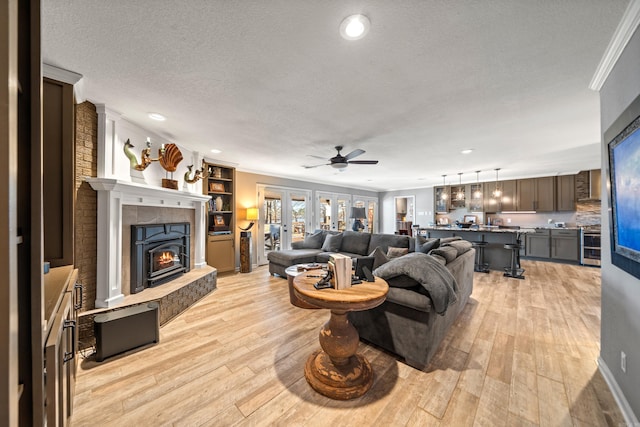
(131, 222, 191, 294)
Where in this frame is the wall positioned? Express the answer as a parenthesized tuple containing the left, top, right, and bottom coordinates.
(599, 23, 640, 420)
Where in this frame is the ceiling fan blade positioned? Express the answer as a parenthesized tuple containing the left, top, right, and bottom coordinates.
(302, 163, 330, 169)
(344, 149, 365, 160)
(307, 154, 328, 160)
(348, 160, 379, 165)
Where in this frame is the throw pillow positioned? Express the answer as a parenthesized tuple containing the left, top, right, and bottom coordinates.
(302, 231, 324, 249)
(439, 236, 463, 244)
(387, 246, 409, 259)
(418, 238, 440, 254)
(322, 233, 343, 252)
(443, 240, 472, 256)
(429, 246, 457, 264)
(369, 246, 389, 269)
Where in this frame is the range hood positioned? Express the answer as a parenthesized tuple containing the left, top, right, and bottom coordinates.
(578, 169, 601, 201)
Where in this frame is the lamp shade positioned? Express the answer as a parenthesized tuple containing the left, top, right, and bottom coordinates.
(246, 208, 259, 221)
(350, 207, 366, 219)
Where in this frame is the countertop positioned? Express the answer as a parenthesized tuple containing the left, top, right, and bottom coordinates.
(419, 226, 536, 234)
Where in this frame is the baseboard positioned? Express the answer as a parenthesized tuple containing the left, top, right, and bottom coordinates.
(597, 356, 639, 426)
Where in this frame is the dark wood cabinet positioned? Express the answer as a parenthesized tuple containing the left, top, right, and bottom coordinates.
(551, 229, 580, 261)
(484, 179, 516, 212)
(434, 186, 451, 213)
(468, 183, 484, 212)
(556, 175, 576, 211)
(517, 177, 555, 211)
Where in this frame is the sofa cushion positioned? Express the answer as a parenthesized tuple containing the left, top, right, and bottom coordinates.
(387, 246, 409, 258)
(369, 246, 390, 269)
(429, 246, 458, 264)
(418, 238, 440, 254)
(298, 231, 324, 249)
(368, 234, 410, 254)
(340, 231, 372, 255)
(442, 239, 473, 256)
(267, 248, 322, 265)
(321, 233, 343, 252)
(439, 236, 463, 244)
(385, 287, 432, 312)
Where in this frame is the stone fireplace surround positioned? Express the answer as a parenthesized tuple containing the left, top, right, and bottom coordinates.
(87, 178, 210, 308)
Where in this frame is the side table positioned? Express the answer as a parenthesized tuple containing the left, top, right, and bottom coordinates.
(293, 273, 388, 400)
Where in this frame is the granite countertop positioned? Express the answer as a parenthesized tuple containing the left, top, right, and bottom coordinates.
(420, 226, 536, 234)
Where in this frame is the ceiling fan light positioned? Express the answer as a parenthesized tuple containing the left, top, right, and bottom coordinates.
(331, 162, 348, 169)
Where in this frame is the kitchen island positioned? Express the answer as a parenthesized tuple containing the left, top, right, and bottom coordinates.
(419, 226, 535, 272)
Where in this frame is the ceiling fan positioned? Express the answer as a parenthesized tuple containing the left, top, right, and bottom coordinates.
(303, 145, 379, 170)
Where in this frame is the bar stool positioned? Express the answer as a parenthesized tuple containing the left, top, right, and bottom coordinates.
(471, 241, 490, 273)
(503, 242, 525, 279)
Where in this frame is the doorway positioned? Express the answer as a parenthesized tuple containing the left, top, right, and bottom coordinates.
(394, 195, 415, 235)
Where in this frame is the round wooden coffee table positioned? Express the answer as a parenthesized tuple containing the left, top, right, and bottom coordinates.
(293, 273, 388, 400)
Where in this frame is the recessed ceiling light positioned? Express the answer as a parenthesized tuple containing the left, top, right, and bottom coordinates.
(210, 149, 222, 154)
(340, 14, 370, 40)
(461, 149, 473, 154)
(148, 112, 166, 121)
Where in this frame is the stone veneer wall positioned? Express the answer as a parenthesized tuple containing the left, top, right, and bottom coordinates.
(575, 170, 602, 226)
(74, 101, 98, 312)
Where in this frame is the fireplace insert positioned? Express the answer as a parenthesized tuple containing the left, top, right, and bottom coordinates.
(131, 222, 191, 293)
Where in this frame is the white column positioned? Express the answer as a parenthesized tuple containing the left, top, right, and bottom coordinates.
(94, 188, 125, 308)
(96, 104, 122, 178)
(194, 199, 207, 268)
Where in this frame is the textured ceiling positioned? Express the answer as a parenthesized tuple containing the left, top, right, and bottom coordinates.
(42, 0, 628, 191)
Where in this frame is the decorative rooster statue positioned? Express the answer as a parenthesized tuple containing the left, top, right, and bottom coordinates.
(184, 164, 209, 184)
(123, 139, 153, 171)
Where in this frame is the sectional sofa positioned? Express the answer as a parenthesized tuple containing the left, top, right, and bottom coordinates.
(267, 230, 475, 370)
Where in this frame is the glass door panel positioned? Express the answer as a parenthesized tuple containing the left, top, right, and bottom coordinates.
(352, 196, 378, 233)
(317, 192, 351, 232)
(257, 185, 311, 265)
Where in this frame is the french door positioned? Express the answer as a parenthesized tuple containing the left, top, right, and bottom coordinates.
(317, 192, 352, 232)
(257, 186, 312, 265)
(352, 196, 378, 233)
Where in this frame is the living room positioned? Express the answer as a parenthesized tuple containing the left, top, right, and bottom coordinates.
(2, 1, 640, 425)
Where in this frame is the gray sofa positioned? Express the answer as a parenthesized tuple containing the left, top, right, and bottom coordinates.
(348, 246, 474, 370)
(268, 230, 474, 371)
(267, 230, 413, 277)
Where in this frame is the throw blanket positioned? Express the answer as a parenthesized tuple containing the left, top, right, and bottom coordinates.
(374, 252, 458, 315)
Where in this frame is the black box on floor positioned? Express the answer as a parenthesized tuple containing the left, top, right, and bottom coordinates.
(94, 302, 159, 362)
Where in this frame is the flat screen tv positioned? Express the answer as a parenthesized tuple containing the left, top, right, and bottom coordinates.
(607, 107, 640, 280)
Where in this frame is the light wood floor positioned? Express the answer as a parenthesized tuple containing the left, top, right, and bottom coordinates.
(71, 261, 625, 426)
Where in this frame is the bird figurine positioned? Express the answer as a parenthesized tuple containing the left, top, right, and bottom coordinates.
(184, 164, 209, 184)
(123, 139, 153, 171)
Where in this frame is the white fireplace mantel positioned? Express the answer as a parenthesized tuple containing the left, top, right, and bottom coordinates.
(87, 177, 211, 308)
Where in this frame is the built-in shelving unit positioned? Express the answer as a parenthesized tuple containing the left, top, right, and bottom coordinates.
(203, 162, 236, 273)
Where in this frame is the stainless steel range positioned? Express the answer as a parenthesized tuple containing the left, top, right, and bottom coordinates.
(581, 226, 601, 266)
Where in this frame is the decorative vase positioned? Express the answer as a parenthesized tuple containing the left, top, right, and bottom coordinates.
(216, 196, 223, 211)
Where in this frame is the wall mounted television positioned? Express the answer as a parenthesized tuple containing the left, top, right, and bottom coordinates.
(606, 94, 640, 280)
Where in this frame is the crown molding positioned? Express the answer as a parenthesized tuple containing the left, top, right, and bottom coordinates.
(590, 0, 640, 91)
(43, 63, 86, 102)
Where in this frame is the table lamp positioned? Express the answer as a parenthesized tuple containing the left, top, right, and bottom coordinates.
(240, 207, 259, 236)
(350, 207, 366, 232)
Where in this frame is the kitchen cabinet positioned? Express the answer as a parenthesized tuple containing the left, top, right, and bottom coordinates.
(556, 175, 576, 211)
(484, 179, 516, 212)
(204, 162, 236, 272)
(434, 186, 451, 213)
(449, 185, 465, 209)
(468, 183, 484, 212)
(517, 177, 555, 211)
(526, 229, 551, 258)
(551, 229, 580, 261)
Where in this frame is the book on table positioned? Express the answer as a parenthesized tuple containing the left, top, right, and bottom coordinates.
(328, 253, 352, 290)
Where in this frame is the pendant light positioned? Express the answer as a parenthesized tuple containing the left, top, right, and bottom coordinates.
(456, 173, 465, 200)
(441, 175, 448, 200)
(474, 170, 482, 198)
(492, 168, 502, 198)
